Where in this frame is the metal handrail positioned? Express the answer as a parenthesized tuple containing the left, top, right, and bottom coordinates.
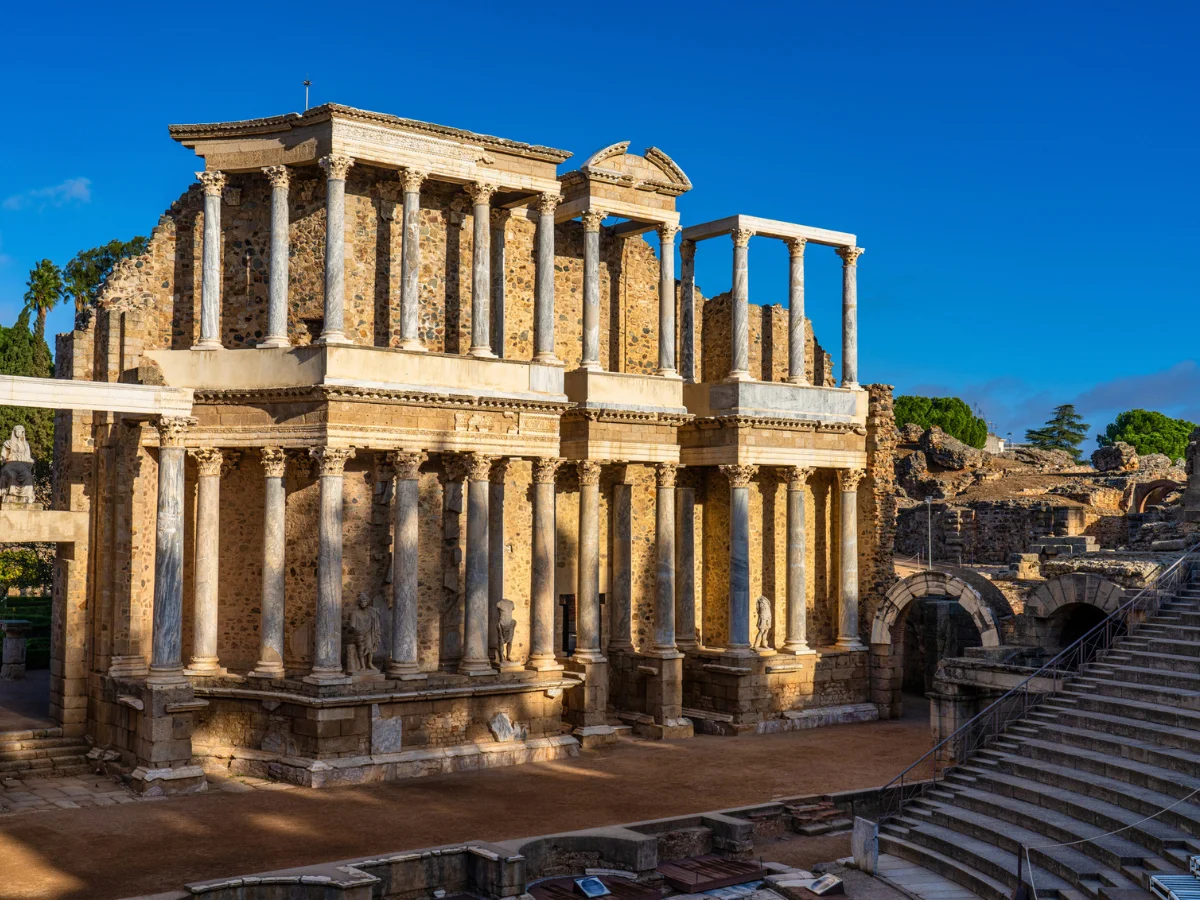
(876, 541, 1200, 823)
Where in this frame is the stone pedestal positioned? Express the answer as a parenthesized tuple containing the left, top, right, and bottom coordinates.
(640, 652, 692, 740)
(0, 619, 30, 680)
(564, 657, 615, 745)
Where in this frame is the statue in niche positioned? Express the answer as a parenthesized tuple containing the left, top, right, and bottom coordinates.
(754, 595, 773, 649)
(0, 426, 36, 506)
(495, 598, 517, 665)
(346, 592, 382, 674)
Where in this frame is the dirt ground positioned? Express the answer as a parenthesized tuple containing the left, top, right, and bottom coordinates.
(0, 707, 932, 900)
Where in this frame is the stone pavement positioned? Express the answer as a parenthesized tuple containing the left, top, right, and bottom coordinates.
(875, 853, 980, 900)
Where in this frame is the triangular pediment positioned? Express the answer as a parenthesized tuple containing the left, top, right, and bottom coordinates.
(577, 141, 692, 196)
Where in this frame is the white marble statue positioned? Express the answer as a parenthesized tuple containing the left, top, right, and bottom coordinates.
(754, 595, 773, 649)
(346, 591, 382, 674)
(495, 598, 517, 665)
(0, 426, 36, 505)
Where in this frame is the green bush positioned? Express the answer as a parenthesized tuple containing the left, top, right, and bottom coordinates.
(894, 395, 988, 449)
(1098, 409, 1196, 460)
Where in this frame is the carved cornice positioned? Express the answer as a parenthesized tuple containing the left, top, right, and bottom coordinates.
(655, 462, 678, 489)
(262, 166, 290, 190)
(261, 447, 287, 478)
(688, 414, 865, 435)
(465, 182, 498, 206)
(787, 466, 815, 488)
(155, 416, 196, 448)
(189, 448, 224, 477)
(310, 446, 355, 476)
(577, 460, 602, 485)
(400, 168, 428, 193)
(785, 237, 807, 258)
(657, 223, 681, 245)
(537, 191, 561, 215)
(719, 464, 758, 488)
(489, 457, 511, 484)
(732, 228, 755, 248)
(532, 457, 563, 484)
(563, 407, 691, 427)
(581, 209, 607, 233)
(836, 245, 864, 266)
(191, 384, 571, 415)
(196, 171, 226, 196)
(319, 154, 354, 181)
(388, 451, 427, 481)
(679, 239, 696, 262)
(837, 468, 866, 492)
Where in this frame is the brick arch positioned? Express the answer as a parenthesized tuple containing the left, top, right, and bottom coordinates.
(1025, 573, 1124, 620)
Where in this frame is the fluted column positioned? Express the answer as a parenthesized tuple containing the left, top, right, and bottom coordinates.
(253, 448, 288, 678)
(185, 448, 224, 675)
(720, 464, 758, 652)
(466, 183, 498, 358)
(259, 166, 291, 348)
(194, 172, 225, 350)
(783, 467, 814, 654)
(580, 209, 605, 370)
(147, 416, 195, 685)
(460, 454, 497, 673)
(574, 461, 603, 661)
(490, 210, 510, 358)
(609, 473, 633, 652)
(836, 246, 864, 388)
(398, 169, 428, 351)
(387, 452, 426, 677)
(654, 463, 677, 651)
(679, 240, 696, 383)
(675, 472, 697, 650)
(534, 192, 560, 363)
(657, 224, 680, 377)
(307, 446, 355, 681)
(786, 238, 808, 385)
(317, 155, 354, 345)
(528, 458, 563, 670)
(488, 458, 510, 666)
(728, 228, 754, 381)
(837, 468, 866, 651)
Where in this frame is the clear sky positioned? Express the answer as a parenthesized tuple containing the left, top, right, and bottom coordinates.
(1, 0, 1196, 448)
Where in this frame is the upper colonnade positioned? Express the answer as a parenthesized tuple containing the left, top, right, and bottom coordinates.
(168, 104, 864, 392)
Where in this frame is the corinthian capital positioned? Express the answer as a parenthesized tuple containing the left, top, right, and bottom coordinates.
(388, 451, 427, 481)
(837, 468, 866, 492)
(532, 457, 563, 484)
(196, 171, 226, 196)
(154, 416, 196, 448)
(679, 239, 696, 262)
(490, 208, 512, 230)
(465, 453, 495, 482)
(309, 446, 355, 476)
(319, 154, 354, 181)
(836, 245, 864, 266)
(577, 460, 602, 485)
(785, 237, 807, 258)
(657, 223, 681, 245)
(731, 228, 755, 248)
(489, 457, 511, 485)
(465, 182, 498, 206)
(400, 168, 428, 193)
(719, 464, 758, 488)
(262, 166, 291, 190)
(655, 462, 678, 489)
(189, 448, 224, 477)
(581, 209, 607, 233)
(537, 191, 561, 215)
(787, 466, 815, 488)
(260, 447, 288, 478)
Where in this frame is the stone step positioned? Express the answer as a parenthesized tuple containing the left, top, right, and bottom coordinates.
(0, 728, 63, 743)
(1020, 721, 1200, 778)
(0, 736, 84, 755)
(878, 832, 1017, 900)
(1034, 704, 1200, 756)
(1135, 623, 1200, 642)
(1103, 651, 1200, 675)
(1012, 738, 1200, 801)
(0, 741, 93, 763)
(1084, 663, 1200, 693)
(1082, 676, 1200, 711)
(1116, 636, 1200, 659)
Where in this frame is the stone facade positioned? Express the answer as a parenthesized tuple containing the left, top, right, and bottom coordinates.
(46, 104, 894, 786)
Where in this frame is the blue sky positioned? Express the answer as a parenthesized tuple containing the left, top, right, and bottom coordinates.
(1, 0, 1196, 447)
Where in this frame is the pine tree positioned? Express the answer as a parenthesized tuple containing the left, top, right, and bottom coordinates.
(1026, 404, 1090, 461)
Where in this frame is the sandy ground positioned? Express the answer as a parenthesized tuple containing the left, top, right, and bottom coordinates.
(0, 704, 932, 900)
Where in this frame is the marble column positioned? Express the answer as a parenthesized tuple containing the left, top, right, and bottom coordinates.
(185, 448, 224, 675)
(786, 238, 808, 385)
(534, 192, 560, 363)
(783, 467, 814, 654)
(574, 461, 603, 661)
(259, 166, 291, 348)
(253, 448, 288, 678)
(398, 169, 428, 351)
(466, 183, 498, 358)
(728, 228, 755, 381)
(836, 246, 864, 388)
(609, 474, 633, 652)
(654, 463, 678, 651)
(460, 454, 497, 674)
(720, 464, 758, 652)
(488, 458, 511, 666)
(490, 210, 510, 358)
(387, 451, 426, 677)
(837, 468, 866, 651)
(657, 224, 680, 377)
(317, 155, 354, 345)
(307, 446, 355, 681)
(147, 416, 194, 686)
(528, 458, 563, 670)
(679, 239, 696, 383)
(580, 209, 605, 370)
(675, 473, 697, 650)
(193, 172, 226, 351)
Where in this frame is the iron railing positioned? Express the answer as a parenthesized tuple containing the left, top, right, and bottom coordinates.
(877, 541, 1200, 823)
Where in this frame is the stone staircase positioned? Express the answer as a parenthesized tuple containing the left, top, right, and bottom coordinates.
(880, 580, 1200, 900)
(0, 728, 91, 778)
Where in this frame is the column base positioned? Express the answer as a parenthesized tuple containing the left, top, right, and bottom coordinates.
(303, 667, 351, 685)
(780, 642, 816, 655)
(108, 655, 149, 679)
(655, 368, 682, 380)
(497, 660, 525, 673)
(384, 660, 422, 678)
(648, 646, 684, 659)
(468, 346, 497, 359)
(841, 381, 860, 390)
(248, 664, 285, 680)
(835, 638, 867, 651)
(724, 370, 753, 383)
(191, 341, 223, 352)
(533, 353, 563, 366)
(256, 337, 291, 349)
(397, 339, 427, 353)
(570, 649, 606, 664)
(721, 645, 757, 659)
(145, 665, 189, 687)
(526, 653, 564, 672)
(315, 332, 352, 346)
(183, 658, 226, 677)
(675, 639, 699, 653)
(785, 376, 810, 386)
(576, 362, 603, 372)
(458, 659, 498, 676)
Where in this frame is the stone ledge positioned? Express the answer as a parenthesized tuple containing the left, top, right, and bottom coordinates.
(755, 702, 878, 735)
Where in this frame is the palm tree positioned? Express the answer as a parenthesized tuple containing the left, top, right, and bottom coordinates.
(23, 259, 63, 340)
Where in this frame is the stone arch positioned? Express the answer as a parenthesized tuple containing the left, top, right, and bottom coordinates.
(1025, 573, 1124, 620)
(1131, 478, 1184, 514)
(870, 570, 1012, 719)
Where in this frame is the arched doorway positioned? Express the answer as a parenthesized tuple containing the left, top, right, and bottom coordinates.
(1026, 574, 1124, 662)
(1131, 479, 1184, 514)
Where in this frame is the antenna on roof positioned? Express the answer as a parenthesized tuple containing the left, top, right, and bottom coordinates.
(303, 77, 312, 111)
